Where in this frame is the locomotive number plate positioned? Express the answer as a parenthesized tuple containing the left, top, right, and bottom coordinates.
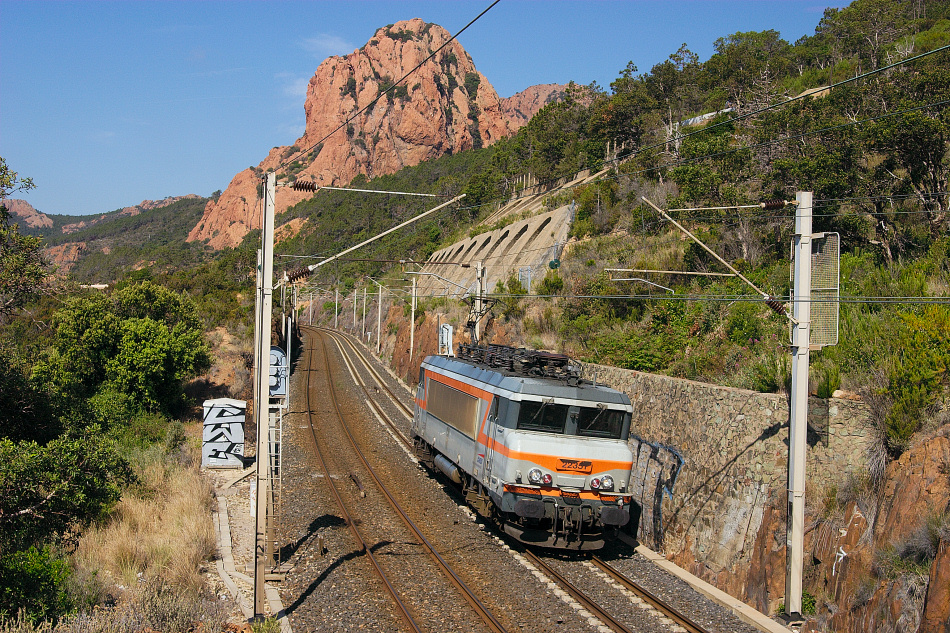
(557, 458, 592, 473)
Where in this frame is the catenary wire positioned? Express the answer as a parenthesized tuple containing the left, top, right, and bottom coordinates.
(445, 44, 950, 214)
(609, 43, 950, 167)
(619, 97, 950, 180)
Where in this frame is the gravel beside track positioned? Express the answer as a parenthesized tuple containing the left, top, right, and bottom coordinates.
(274, 327, 767, 633)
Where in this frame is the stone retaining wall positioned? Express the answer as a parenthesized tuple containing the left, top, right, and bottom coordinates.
(581, 363, 872, 577)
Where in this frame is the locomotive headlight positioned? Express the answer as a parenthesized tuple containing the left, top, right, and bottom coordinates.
(541, 473, 553, 486)
(528, 468, 543, 484)
(600, 475, 615, 491)
(590, 478, 601, 489)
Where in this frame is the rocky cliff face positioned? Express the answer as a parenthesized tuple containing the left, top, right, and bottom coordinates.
(741, 431, 950, 632)
(188, 18, 565, 249)
(499, 83, 566, 127)
(2, 199, 52, 229)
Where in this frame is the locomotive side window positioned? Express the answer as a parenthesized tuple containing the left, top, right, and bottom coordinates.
(517, 399, 569, 434)
(576, 406, 625, 439)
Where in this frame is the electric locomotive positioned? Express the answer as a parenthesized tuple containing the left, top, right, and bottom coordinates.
(412, 344, 636, 550)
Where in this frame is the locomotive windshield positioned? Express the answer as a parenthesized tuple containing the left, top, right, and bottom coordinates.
(516, 400, 627, 439)
(517, 400, 569, 433)
(576, 406, 626, 439)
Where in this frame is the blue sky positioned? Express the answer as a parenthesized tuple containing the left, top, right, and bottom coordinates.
(1, 1, 844, 216)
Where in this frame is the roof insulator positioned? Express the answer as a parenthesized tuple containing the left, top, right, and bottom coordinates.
(287, 267, 311, 282)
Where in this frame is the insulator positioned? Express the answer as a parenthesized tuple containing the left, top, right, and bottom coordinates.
(287, 267, 311, 282)
(765, 297, 787, 315)
(291, 180, 318, 192)
(760, 199, 786, 211)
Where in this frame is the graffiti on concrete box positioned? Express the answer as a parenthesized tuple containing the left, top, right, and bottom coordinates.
(201, 398, 246, 468)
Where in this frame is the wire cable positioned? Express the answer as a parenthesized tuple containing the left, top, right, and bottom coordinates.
(436, 47, 950, 220)
(610, 43, 950, 167)
(621, 98, 950, 180)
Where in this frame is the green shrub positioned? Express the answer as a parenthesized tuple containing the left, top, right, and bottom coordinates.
(884, 306, 950, 453)
(537, 272, 564, 297)
(251, 616, 282, 633)
(816, 364, 841, 398)
(726, 302, 762, 345)
(745, 353, 785, 393)
(464, 71, 480, 96)
(0, 546, 71, 621)
(775, 590, 816, 616)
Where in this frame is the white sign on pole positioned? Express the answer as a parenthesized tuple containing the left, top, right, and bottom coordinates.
(439, 324, 455, 356)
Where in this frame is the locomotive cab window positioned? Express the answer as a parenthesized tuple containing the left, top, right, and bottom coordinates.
(575, 406, 626, 439)
(517, 399, 569, 434)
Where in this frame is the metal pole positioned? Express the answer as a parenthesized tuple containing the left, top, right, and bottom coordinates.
(253, 172, 276, 618)
(309, 292, 313, 325)
(285, 303, 292, 412)
(786, 191, 812, 619)
(334, 289, 339, 329)
(377, 283, 383, 354)
(362, 287, 367, 338)
(410, 277, 417, 362)
(252, 250, 262, 426)
(353, 288, 357, 331)
(474, 261, 483, 344)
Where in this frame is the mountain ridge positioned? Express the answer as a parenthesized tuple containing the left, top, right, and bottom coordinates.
(186, 18, 565, 249)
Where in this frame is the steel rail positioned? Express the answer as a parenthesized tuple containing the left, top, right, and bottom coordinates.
(324, 328, 414, 420)
(315, 328, 709, 633)
(310, 326, 509, 633)
(521, 550, 634, 633)
(318, 329, 412, 450)
(320, 330, 414, 450)
(592, 557, 712, 633)
(299, 333, 422, 633)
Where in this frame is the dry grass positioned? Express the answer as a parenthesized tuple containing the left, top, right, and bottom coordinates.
(73, 441, 216, 594)
(0, 581, 229, 633)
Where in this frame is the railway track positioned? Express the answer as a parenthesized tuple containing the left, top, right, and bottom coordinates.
(302, 325, 507, 633)
(322, 327, 414, 420)
(522, 550, 635, 633)
(591, 556, 711, 633)
(286, 328, 756, 633)
(318, 328, 717, 633)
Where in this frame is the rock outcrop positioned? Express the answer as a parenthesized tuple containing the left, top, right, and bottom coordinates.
(44, 242, 86, 272)
(187, 19, 565, 249)
(2, 199, 52, 229)
(739, 431, 950, 632)
(499, 83, 566, 127)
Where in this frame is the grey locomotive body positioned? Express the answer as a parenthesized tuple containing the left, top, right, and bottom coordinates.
(412, 345, 636, 550)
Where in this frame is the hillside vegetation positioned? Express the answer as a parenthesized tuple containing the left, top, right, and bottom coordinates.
(280, 0, 950, 461)
(1, 0, 948, 627)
